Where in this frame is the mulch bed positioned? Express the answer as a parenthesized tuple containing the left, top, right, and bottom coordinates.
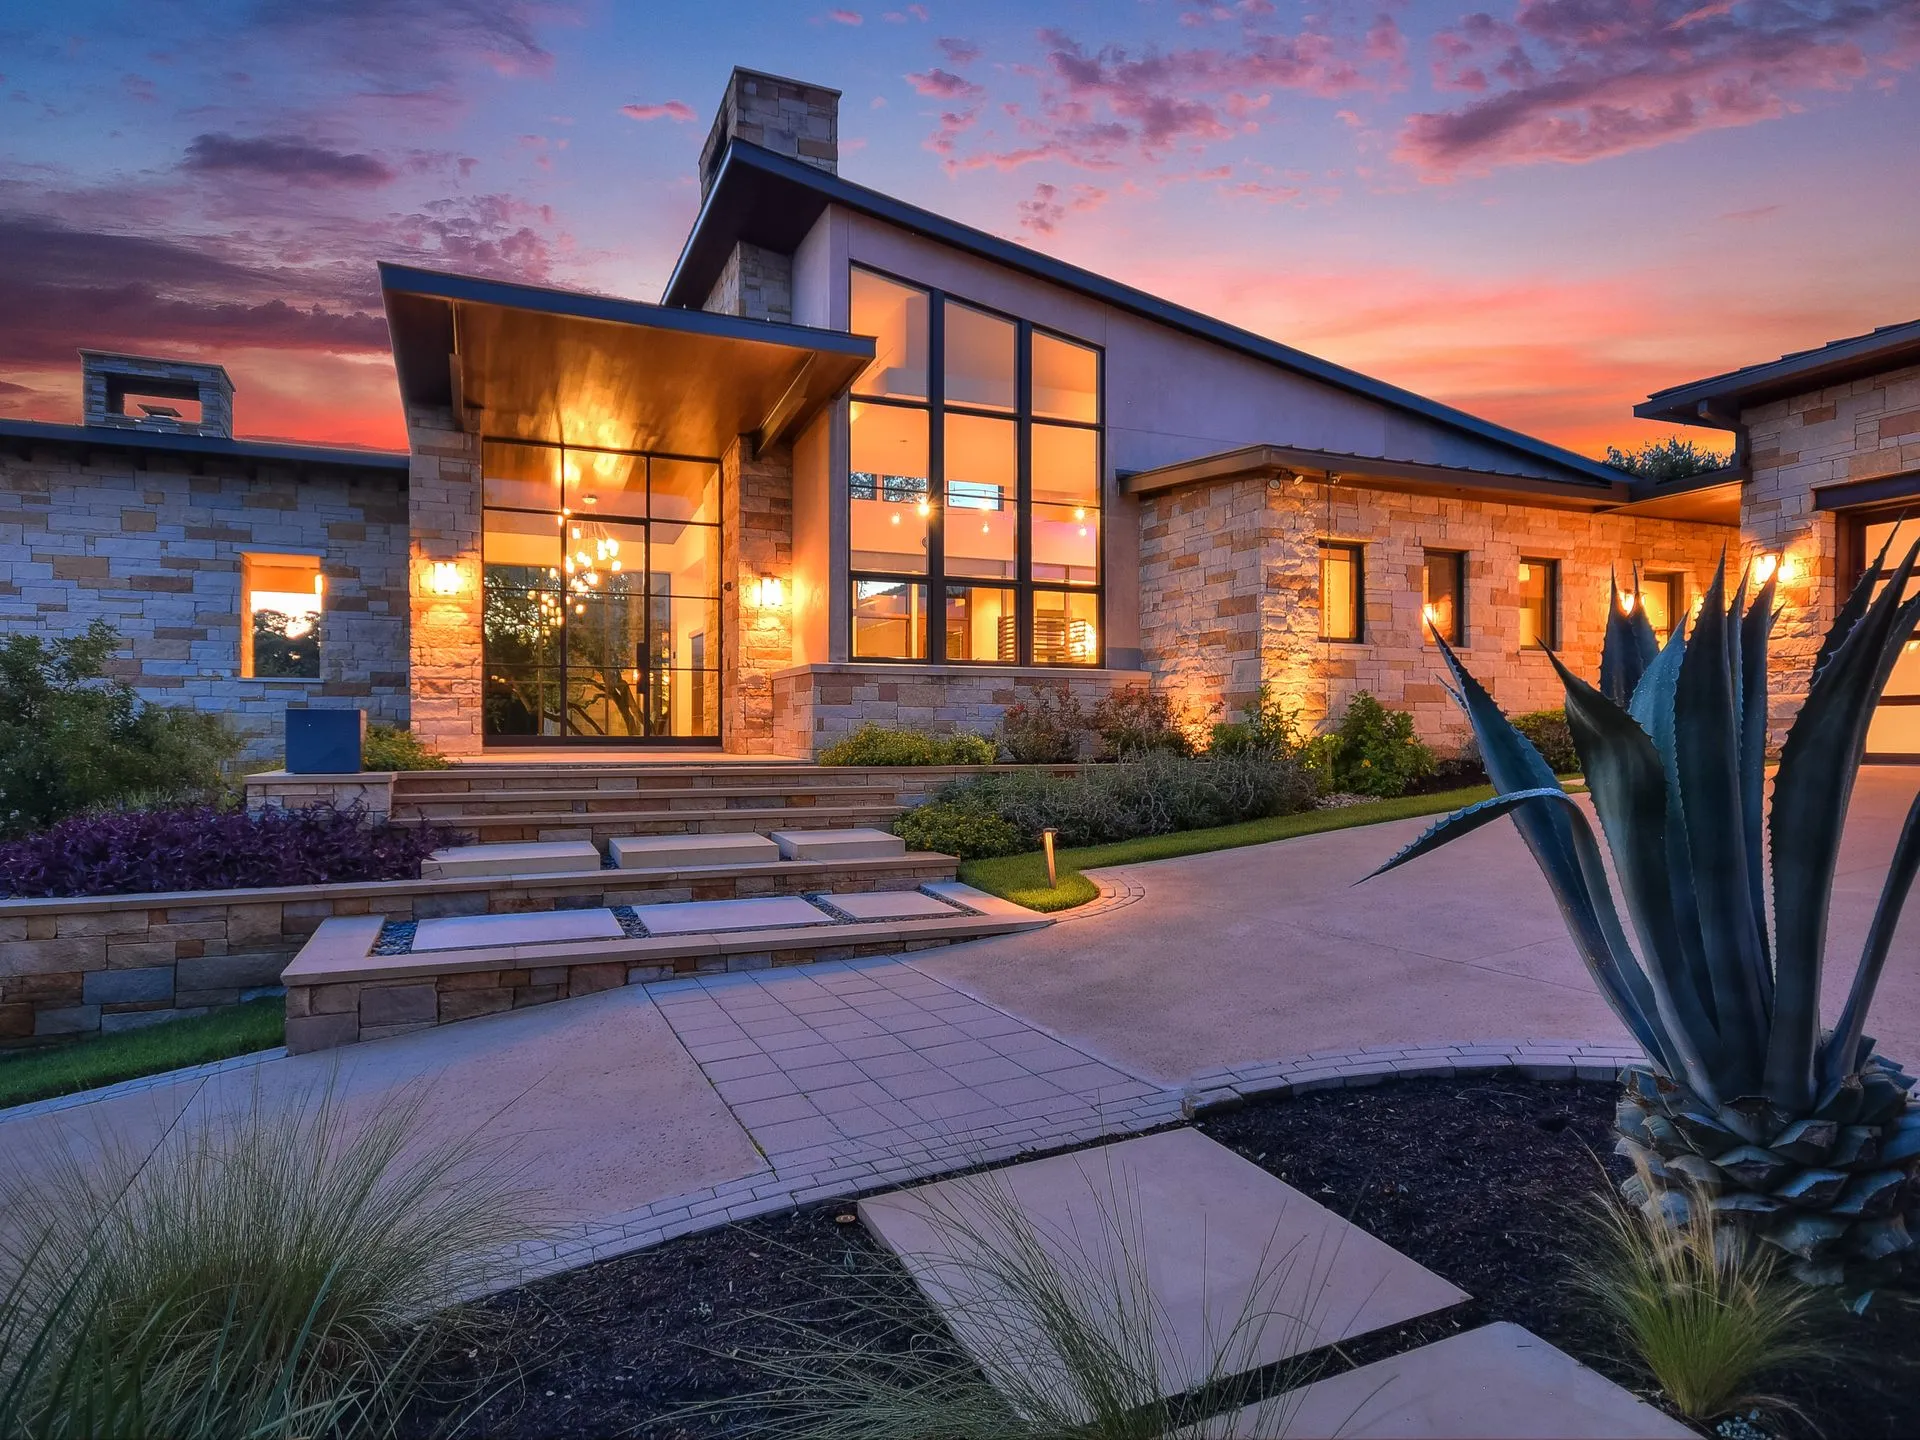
(403, 1077, 1920, 1439)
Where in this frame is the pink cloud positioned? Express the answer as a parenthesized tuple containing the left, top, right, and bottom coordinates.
(938, 36, 983, 65)
(1016, 181, 1110, 234)
(1400, 0, 1920, 176)
(828, 8, 862, 24)
(906, 67, 984, 99)
(619, 99, 695, 122)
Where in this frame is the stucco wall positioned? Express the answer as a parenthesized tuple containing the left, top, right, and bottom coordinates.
(1741, 360, 1920, 740)
(1140, 475, 1735, 747)
(0, 440, 408, 762)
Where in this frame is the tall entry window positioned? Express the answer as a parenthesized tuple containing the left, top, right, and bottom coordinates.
(481, 441, 721, 743)
(848, 267, 1102, 665)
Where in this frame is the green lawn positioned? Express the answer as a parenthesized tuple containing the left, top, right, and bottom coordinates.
(958, 785, 1502, 912)
(0, 996, 285, 1111)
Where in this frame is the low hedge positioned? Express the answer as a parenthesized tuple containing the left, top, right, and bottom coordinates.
(818, 723, 998, 767)
(1512, 708, 1579, 775)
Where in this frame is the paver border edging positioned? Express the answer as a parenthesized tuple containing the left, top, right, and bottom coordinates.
(501, 1034, 1642, 1291)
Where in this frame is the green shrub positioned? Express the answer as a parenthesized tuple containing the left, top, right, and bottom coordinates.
(0, 623, 240, 839)
(894, 801, 1026, 859)
(996, 686, 1086, 764)
(935, 750, 1315, 849)
(361, 724, 452, 772)
(0, 1080, 534, 1439)
(1309, 691, 1435, 798)
(1208, 721, 1258, 755)
(1512, 708, 1579, 775)
(1210, 684, 1309, 759)
(818, 723, 996, 766)
(1088, 684, 1192, 759)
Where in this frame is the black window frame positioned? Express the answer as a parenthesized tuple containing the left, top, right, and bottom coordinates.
(1518, 555, 1559, 651)
(846, 263, 1104, 667)
(1319, 540, 1366, 644)
(1639, 570, 1684, 646)
(1421, 548, 1468, 646)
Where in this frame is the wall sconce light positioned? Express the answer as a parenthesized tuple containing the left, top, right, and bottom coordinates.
(424, 561, 463, 597)
(754, 576, 786, 608)
(1618, 589, 1638, 616)
(1750, 551, 1781, 587)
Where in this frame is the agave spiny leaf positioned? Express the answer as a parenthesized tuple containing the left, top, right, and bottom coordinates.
(1546, 649, 1722, 1090)
(1809, 524, 1897, 688)
(1365, 783, 1682, 1076)
(1672, 560, 1770, 1085)
(1825, 788, 1920, 1088)
(1600, 569, 1658, 707)
(1737, 572, 1779, 985)
(1767, 538, 1920, 1108)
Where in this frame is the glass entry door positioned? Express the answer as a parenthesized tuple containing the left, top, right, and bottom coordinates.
(481, 442, 720, 743)
(1861, 514, 1920, 762)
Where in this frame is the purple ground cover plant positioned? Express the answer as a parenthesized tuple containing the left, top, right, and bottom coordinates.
(0, 803, 468, 898)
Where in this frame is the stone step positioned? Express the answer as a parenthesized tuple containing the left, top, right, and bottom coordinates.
(443, 804, 904, 846)
(609, 833, 782, 869)
(279, 882, 1050, 1053)
(771, 827, 908, 862)
(420, 840, 601, 879)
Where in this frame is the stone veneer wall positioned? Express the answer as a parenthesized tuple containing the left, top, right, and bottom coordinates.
(0, 440, 408, 762)
(703, 242, 794, 324)
(405, 411, 485, 757)
(772, 664, 1153, 756)
(1741, 360, 1920, 743)
(722, 438, 797, 753)
(1139, 477, 1735, 746)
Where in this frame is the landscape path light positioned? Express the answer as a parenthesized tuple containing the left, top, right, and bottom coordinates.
(1040, 826, 1059, 888)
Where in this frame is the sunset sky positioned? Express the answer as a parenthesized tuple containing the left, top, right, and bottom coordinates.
(4, 0, 1916, 458)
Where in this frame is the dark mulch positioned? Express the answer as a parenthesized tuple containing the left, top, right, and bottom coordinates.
(404, 1077, 1920, 1439)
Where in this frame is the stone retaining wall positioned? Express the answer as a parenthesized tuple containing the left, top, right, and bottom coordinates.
(0, 854, 955, 1048)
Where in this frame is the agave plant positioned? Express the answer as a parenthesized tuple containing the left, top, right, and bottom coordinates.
(1369, 542, 1920, 1282)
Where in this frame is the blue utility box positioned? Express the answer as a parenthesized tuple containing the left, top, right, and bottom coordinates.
(286, 708, 365, 774)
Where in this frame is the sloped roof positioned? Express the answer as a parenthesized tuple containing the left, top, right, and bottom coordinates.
(665, 140, 1625, 491)
(1638, 318, 1920, 425)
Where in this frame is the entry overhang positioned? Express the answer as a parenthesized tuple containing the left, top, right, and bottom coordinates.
(379, 263, 874, 456)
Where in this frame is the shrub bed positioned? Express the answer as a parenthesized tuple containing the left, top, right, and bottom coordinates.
(1512, 708, 1579, 775)
(0, 803, 468, 899)
(899, 750, 1316, 857)
(817, 723, 997, 766)
(363, 724, 453, 771)
(1304, 691, 1435, 798)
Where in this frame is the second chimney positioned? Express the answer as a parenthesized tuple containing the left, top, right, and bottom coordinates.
(699, 67, 839, 203)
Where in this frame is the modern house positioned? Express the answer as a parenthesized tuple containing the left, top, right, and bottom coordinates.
(1, 67, 1910, 763)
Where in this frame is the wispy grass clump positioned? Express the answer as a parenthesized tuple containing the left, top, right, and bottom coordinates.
(682, 1161, 1329, 1438)
(1574, 1167, 1828, 1423)
(0, 1079, 537, 1438)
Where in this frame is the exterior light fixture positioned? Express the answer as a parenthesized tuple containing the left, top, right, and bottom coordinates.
(1040, 826, 1060, 888)
(755, 576, 786, 608)
(424, 561, 462, 597)
(1751, 551, 1781, 587)
(916, 498, 931, 517)
(1620, 590, 1638, 616)
(1421, 602, 1438, 628)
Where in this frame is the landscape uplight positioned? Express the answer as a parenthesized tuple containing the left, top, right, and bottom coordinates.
(1041, 826, 1060, 888)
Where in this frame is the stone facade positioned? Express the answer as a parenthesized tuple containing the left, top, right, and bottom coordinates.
(703, 242, 794, 324)
(81, 351, 234, 438)
(697, 67, 839, 201)
(404, 411, 485, 757)
(772, 663, 1154, 756)
(722, 438, 797, 752)
(1139, 476, 1735, 746)
(0, 437, 409, 761)
(1740, 360, 1920, 740)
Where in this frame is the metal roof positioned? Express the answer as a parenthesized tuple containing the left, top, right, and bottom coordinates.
(1637, 318, 1920, 426)
(666, 140, 1626, 491)
(0, 417, 408, 473)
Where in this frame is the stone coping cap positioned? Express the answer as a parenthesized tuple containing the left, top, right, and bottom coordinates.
(0, 853, 958, 915)
(771, 662, 1150, 681)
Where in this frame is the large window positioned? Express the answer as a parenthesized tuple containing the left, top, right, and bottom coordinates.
(1518, 557, 1558, 650)
(848, 267, 1102, 665)
(481, 441, 720, 742)
(1320, 542, 1364, 642)
(1422, 549, 1466, 645)
(242, 553, 323, 679)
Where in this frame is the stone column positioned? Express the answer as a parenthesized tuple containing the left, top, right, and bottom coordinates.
(721, 436, 796, 753)
(406, 412, 484, 757)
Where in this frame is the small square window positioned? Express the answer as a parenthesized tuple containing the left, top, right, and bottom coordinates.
(1423, 550, 1466, 645)
(1639, 572, 1683, 646)
(1320, 542, 1364, 643)
(242, 553, 324, 679)
(1518, 557, 1558, 650)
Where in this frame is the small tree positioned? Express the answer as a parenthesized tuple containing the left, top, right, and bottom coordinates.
(1605, 437, 1730, 484)
(0, 622, 239, 838)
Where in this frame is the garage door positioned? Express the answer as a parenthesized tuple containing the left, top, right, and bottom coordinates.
(1863, 514, 1920, 763)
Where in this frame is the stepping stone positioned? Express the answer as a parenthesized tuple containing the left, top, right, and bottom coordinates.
(1203, 1323, 1695, 1438)
(827, 890, 961, 921)
(610, 833, 781, 869)
(634, 895, 833, 936)
(425, 840, 600, 878)
(769, 827, 906, 862)
(412, 908, 623, 952)
(858, 1128, 1467, 1418)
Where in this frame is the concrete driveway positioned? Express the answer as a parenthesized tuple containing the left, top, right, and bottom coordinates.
(916, 767, 1920, 1086)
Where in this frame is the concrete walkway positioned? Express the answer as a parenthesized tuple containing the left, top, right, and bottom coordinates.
(4, 767, 1914, 1287)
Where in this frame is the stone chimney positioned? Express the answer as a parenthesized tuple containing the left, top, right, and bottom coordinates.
(81, 351, 234, 438)
(698, 67, 839, 204)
